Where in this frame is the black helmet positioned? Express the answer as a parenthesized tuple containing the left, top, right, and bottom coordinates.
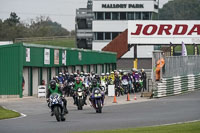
(92, 79, 97, 87)
(50, 80, 56, 90)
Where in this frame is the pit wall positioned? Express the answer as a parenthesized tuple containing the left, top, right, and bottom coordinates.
(153, 74, 200, 98)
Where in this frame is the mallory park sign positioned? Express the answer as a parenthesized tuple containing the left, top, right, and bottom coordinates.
(128, 21, 200, 44)
(102, 4, 144, 9)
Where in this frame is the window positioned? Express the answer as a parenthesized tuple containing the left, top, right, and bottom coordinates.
(97, 32, 103, 40)
(135, 12, 141, 20)
(105, 32, 111, 40)
(112, 32, 119, 40)
(105, 12, 111, 20)
(120, 12, 126, 20)
(143, 12, 150, 20)
(112, 12, 119, 20)
(97, 12, 104, 20)
(127, 12, 135, 20)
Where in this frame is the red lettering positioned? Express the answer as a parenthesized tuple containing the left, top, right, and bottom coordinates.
(158, 25, 172, 35)
(131, 24, 143, 35)
(188, 25, 200, 35)
(173, 25, 188, 35)
(143, 25, 157, 35)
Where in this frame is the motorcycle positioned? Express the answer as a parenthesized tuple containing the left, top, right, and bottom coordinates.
(48, 93, 66, 122)
(100, 80, 107, 94)
(74, 88, 85, 110)
(135, 79, 143, 92)
(67, 82, 74, 97)
(122, 79, 129, 94)
(90, 87, 104, 113)
(115, 85, 124, 97)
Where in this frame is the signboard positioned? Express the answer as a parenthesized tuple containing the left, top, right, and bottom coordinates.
(54, 49, 59, 65)
(26, 48, 30, 62)
(128, 20, 200, 44)
(44, 49, 50, 65)
(62, 50, 66, 65)
(38, 85, 46, 98)
(108, 85, 115, 97)
(93, 0, 157, 12)
(78, 52, 82, 61)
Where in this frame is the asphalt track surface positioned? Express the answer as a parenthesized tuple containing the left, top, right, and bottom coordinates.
(0, 90, 200, 133)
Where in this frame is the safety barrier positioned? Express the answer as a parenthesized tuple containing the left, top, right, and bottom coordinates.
(153, 74, 200, 98)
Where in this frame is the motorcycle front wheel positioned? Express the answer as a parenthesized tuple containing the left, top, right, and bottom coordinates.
(53, 106, 61, 122)
(97, 100, 102, 113)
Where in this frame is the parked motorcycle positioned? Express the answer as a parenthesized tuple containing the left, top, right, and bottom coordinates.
(90, 87, 105, 113)
(48, 93, 66, 122)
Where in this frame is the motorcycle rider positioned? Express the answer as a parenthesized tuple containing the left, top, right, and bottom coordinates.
(89, 79, 105, 105)
(114, 72, 123, 96)
(109, 71, 115, 84)
(58, 72, 64, 84)
(141, 69, 147, 92)
(46, 80, 68, 115)
(73, 77, 87, 105)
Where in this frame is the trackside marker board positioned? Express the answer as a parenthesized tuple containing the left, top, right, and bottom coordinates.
(38, 85, 46, 98)
(108, 85, 115, 96)
(128, 20, 200, 44)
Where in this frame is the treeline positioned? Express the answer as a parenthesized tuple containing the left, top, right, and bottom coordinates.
(0, 12, 75, 41)
(159, 0, 200, 20)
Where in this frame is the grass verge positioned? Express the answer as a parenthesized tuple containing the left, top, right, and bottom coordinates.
(30, 38, 75, 48)
(74, 121, 200, 133)
(0, 106, 21, 120)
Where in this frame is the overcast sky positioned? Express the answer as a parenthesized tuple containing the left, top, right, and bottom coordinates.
(0, 0, 169, 31)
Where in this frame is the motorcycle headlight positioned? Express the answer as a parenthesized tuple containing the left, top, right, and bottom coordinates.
(94, 89, 100, 94)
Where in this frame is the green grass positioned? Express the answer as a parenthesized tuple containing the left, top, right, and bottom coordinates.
(74, 121, 200, 133)
(30, 38, 76, 48)
(175, 45, 200, 55)
(0, 106, 21, 120)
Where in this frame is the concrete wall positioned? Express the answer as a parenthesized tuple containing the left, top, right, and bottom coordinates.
(51, 67, 56, 79)
(23, 67, 29, 96)
(42, 68, 48, 87)
(117, 58, 152, 70)
(32, 68, 39, 96)
(83, 65, 87, 73)
(97, 64, 101, 74)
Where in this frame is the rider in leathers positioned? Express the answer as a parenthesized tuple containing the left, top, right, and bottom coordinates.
(46, 80, 68, 115)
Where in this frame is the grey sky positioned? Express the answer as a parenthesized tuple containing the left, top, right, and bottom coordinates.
(0, 0, 169, 31)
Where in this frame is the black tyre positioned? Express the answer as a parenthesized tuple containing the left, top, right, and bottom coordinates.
(97, 100, 102, 113)
(61, 116, 66, 121)
(53, 106, 61, 122)
(77, 99, 83, 110)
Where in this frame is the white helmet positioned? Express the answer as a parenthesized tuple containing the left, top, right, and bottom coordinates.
(101, 73, 105, 76)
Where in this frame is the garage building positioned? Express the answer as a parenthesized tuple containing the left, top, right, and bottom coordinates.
(0, 43, 116, 98)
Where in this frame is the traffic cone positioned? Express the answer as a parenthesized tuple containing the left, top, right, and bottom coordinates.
(127, 93, 131, 101)
(113, 95, 117, 103)
(134, 94, 137, 100)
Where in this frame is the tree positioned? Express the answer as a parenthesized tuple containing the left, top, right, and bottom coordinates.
(159, 0, 200, 20)
(29, 16, 70, 37)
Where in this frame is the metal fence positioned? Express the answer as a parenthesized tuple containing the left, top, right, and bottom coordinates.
(163, 56, 200, 78)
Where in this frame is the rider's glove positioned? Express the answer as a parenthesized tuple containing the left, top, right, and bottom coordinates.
(46, 98, 50, 103)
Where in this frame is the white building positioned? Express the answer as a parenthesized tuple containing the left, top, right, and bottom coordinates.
(76, 0, 159, 69)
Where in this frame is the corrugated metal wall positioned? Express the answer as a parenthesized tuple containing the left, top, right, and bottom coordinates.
(23, 44, 116, 67)
(0, 44, 23, 97)
(163, 56, 200, 78)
